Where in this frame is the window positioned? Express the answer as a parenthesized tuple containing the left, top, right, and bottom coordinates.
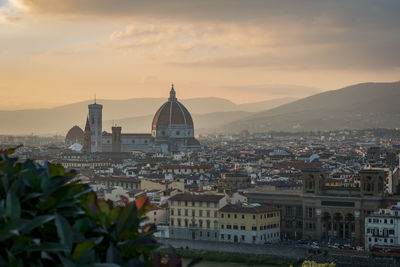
(221, 234, 224, 239)
(199, 210, 203, 217)
(185, 219, 188, 227)
(228, 234, 231, 240)
(233, 224, 238, 230)
(177, 209, 181, 216)
(308, 208, 313, 218)
(241, 235, 245, 241)
(185, 201, 188, 207)
(228, 214, 231, 218)
(171, 201, 174, 206)
(242, 214, 245, 219)
(207, 202, 210, 208)
(207, 211, 210, 218)
(185, 209, 188, 216)
(227, 224, 232, 229)
(199, 220, 203, 228)
(221, 213, 224, 218)
(240, 225, 246, 230)
(199, 202, 203, 207)
(214, 211, 218, 218)
(214, 203, 218, 208)
(221, 224, 224, 229)
(170, 219, 174, 226)
(177, 219, 181, 227)
(214, 221, 218, 229)
(234, 214, 237, 219)
(252, 215, 256, 220)
(178, 201, 181, 206)
(252, 236, 256, 241)
(176, 131, 180, 136)
(171, 209, 174, 216)
(252, 225, 257, 231)
(192, 210, 195, 216)
(206, 220, 211, 229)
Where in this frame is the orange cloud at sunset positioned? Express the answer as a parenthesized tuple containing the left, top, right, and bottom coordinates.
(0, 0, 399, 109)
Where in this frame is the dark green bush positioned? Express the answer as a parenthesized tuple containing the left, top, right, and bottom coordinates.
(0, 147, 183, 267)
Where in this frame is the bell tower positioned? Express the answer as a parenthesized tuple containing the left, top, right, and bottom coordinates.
(88, 101, 103, 153)
(302, 168, 327, 195)
(360, 169, 386, 197)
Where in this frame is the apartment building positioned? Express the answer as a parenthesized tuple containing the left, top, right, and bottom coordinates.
(219, 203, 280, 244)
(365, 202, 400, 250)
(168, 194, 227, 241)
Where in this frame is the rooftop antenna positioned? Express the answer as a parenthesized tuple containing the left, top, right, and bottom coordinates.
(94, 93, 96, 104)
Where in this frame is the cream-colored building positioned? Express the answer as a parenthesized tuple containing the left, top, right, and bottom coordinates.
(169, 193, 227, 241)
(219, 203, 280, 244)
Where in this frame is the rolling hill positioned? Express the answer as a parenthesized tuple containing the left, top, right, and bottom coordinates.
(0, 96, 291, 135)
(219, 81, 400, 133)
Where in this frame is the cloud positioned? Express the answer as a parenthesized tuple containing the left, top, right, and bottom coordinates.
(9, 1, 400, 71)
(0, 0, 28, 23)
(169, 37, 400, 71)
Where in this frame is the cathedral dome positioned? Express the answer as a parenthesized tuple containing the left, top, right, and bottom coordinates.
(65, 125, 84, 144)
(152, 85, 194, 138)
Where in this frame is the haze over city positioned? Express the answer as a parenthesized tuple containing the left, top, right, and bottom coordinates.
(1, 0, 400, 109)
(2, 2, 400, 266)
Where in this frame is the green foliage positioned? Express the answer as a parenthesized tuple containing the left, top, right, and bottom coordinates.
(0, 148, 183, 267)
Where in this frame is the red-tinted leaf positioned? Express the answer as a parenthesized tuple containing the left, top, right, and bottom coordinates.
(135, 196, 148, 210)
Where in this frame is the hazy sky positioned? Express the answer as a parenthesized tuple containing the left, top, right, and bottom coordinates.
(1, 0, 400, 109)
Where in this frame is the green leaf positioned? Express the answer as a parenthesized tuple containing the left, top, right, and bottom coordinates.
(6, 191, 21, 219)
(106, 243, 122, 264)
(28, 242, 70, 253)
(73, 217, 91, 233)
(72, 240, 96, 260)
(22, 215, 55, 234)
(55, 214, 73, 252)
(58, 255, 76, 267)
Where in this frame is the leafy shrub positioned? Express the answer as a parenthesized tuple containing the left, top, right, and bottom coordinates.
(0, 147, 182, 266)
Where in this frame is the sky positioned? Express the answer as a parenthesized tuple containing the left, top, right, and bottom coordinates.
(0, 0, 400, 110)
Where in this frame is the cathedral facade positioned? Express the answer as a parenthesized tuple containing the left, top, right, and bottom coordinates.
(83, 85, 201, 154)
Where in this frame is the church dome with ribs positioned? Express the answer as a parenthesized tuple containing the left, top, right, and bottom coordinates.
(151, 85, 194, 139)
(65, 125, 84, 145)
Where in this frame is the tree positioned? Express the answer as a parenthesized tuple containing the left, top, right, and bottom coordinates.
(0, 147, 185, 266)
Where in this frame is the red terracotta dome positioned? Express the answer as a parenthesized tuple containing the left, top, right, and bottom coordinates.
(152, 85, 194, 134)
(66, 125, 84, 142)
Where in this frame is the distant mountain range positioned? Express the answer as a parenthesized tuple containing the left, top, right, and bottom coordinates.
(220, 81, 400, 133)
(0, 96, 295, 135)
(3, 81, 399, 136)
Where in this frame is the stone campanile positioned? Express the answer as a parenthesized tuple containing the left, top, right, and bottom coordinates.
(88, 102, 103, 152)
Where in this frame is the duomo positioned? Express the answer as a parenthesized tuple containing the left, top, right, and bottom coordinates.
(65, 85, 201, 154)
